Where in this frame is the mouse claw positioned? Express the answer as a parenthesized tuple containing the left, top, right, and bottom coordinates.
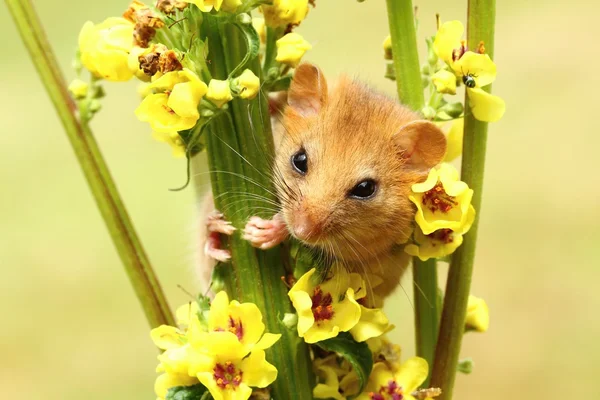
(243, 215, 289, 250)
(207, 211, 236, 235)
(204, 210, 235, 262)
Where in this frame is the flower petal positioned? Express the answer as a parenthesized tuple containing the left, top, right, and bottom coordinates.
(433, 20, 464, 65)
(467, 88, 506, 122)
(168, 82, 201, 119)
(240, 350, 278, 387)
(443, 118, 464, 162)
(453, 52, 497, 87)
(349, 306, 393, 342)
(150, 325, 186, 350)
(254, 333, 281, 350)
(393, 356, 429, 393)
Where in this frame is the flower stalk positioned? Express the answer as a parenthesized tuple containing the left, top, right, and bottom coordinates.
(5, 0, 174, 328)
(429, 1, 496, 399)
(385, 0, 440, 374)
(196, 14, 314, 399)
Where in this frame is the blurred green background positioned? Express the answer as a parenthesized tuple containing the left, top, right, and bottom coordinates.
(2, 0, 598, 398)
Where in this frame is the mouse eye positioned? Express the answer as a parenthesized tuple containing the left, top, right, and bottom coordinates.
(349, 180, 377, 199)
(291, 149, 308, 175)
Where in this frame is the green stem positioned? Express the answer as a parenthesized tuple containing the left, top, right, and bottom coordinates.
(385, 0, 425, 111)
(429, 1, 496, 399)
(385, 0, 440, 377)
(6, 0, 174, 328)
(413, 259, 439, 385)
(198, 15, 314, 399)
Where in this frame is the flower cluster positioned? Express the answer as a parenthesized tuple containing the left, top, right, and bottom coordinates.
(313, 338, 435, 400)
(74, 0, 313, 158)
(288, 268, 393, 344)
(150, 291, 281, 400)
(404, 163, 476, 261)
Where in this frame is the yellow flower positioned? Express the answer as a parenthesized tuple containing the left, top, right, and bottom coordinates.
(433, 20, 505, 122)
(431, 69, 456, 95)
(288, 268, 362, 343)
(182, 0, 223, 12)
(78, 17, 135, 82)
(200, 291, 281, 354)
(313, 365, 346, 400)
(275, 33, 312, 67)
(152, 131, 186, 158)
(206, 79, 234, 108)
(233, 69, 260, 100)
(155, 372, 198, 400)
(261, 0, 309, 28)
(135, 68, 207, 133)
(466, 295, 489, 332)
(443, 118, 463, 162)
(454, 52, 505, 122)
(356, 358, 428, 400)
(409, 163, 476, 235)
(195, 334, 278, 400)
(382, 35, 393, 60)
(68, 79, 89, 99)
(405, 226, 467, 261)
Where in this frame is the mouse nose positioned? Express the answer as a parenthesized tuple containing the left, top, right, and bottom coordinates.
(291, 204, 323, 242)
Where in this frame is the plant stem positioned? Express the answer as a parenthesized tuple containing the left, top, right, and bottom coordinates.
(385, 0, 425, 111)
(413, 259, 439, 385)
(429, 1, 496, 398)
(199, 15, 314, 399)
(385, 0, 440, 376)
(6, 0, 174, 328)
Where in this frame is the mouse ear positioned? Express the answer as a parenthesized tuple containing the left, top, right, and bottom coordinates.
(287, 63, 328, 117)
(394, 120, 447, 170)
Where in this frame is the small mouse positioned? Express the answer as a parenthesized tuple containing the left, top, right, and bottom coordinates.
(197, 63, 446, 299)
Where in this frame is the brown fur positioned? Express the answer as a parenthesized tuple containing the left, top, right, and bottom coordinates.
(275, 64, 447, 297)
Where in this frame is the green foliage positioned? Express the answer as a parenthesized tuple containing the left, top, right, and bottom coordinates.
(317, 332, 373, 397)
(166, 383, 208, 400)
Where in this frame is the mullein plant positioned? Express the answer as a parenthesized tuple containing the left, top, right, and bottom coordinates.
(7, 0, 500, 398)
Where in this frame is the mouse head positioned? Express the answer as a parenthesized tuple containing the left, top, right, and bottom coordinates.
(275, 63, 447, 262)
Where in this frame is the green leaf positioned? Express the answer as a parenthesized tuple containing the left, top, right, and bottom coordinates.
(317, 332, 373, 397)
(266, 75, 292, 92)
(228, 19, 260, 78)
(166, 383, 208, 400)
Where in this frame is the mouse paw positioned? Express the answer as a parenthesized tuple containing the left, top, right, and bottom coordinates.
(243, 214, 289, 250)
(205, 211, 236, 262)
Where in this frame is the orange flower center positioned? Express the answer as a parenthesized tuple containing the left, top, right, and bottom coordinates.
(311, 286, 334, 322)
(421, 183, 457, 213)
(213, 361, 243, 390)
(214, 315, 244, 341)
(369, 380, 404, 400)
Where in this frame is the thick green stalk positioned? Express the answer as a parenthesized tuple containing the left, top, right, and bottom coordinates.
(6, 0, 174, 328)
(430, 1, 496, 398)
(385, 0, 425, 111)
(385, 0, 440, 374)
(199, 15, 314, 399)
(413, 258, 439, 385)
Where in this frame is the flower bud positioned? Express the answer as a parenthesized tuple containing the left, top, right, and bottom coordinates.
(385, 63, 396, 81)
(437, 101, 463, 119)
(206, 79, 234, 107)
(68, 79, 89, 99)
(443, 118, 464, 162)
(282, 313, 298, 329)
(275, 33, 312, 67)
(236, 13, 252, 25)
(261, 0, 309, 28)
(252, 17, 266, 44)
(431, 69, 457, 95)
(232, 69, 260, 99)
(465, 295, 489, 332)
(458, 358, 474, 374)
(382, 35, 393, 60)
(421, 106, 436, 120)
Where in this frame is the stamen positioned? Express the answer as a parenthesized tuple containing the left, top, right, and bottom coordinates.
(311, 286, 334, 322)
(421, 183, 457, 213)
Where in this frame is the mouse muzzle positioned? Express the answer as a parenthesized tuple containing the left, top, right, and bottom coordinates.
(290, 202, 325, 243)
